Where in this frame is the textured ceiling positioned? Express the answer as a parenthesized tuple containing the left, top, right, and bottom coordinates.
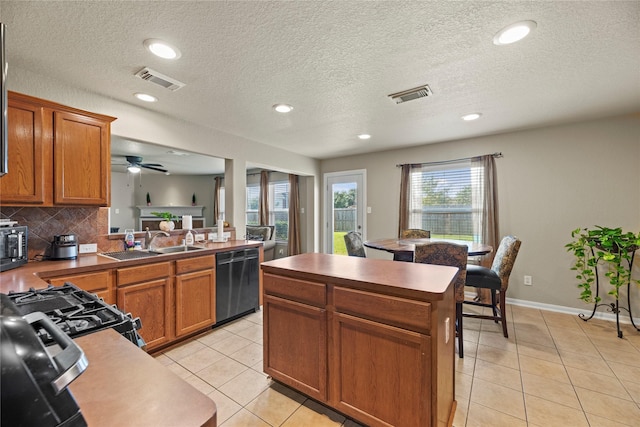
(2, 1, 639, 164)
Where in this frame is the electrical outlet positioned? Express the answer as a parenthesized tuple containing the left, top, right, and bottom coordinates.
(79, 243, 97, 254)
(194, 233, 205, 241)
(524, 275, 532, 286)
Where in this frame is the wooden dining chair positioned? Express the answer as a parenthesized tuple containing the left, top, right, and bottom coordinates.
(463, 236, 521, 338)
(414, 241, 468, 358)
(344, 231, 366, 257)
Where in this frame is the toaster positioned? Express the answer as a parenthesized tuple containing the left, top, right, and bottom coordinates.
(50, 234, 78, 260)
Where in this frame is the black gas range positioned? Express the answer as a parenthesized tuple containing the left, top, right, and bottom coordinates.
(4, 283, 145, 348)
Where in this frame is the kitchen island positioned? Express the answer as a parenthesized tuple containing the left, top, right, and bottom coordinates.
(261, 253, 459, 427)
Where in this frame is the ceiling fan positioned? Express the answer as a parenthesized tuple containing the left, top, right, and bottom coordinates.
(113, 155, 168, 173)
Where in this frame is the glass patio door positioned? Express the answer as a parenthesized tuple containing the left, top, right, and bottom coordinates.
(324, 170, 366, 254)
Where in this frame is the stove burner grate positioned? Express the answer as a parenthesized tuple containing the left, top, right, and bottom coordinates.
(6, 283, 145, 348)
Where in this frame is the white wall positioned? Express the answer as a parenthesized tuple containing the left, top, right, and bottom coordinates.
(320, 114, 640, 310)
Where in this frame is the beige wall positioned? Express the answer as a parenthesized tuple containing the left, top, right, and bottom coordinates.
(320, 114, 640, 310)
(9, 66, 321, 251)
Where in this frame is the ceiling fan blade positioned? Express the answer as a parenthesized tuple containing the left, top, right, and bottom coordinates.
(140, 163, 164, 167)
(141, 164, 168, 173)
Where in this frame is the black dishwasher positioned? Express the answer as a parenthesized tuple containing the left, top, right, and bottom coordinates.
(216, 248, 260, 324)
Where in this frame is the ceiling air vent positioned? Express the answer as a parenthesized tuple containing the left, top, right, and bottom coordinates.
(135, 67, 185, 91)
(388, 84, 433, 104)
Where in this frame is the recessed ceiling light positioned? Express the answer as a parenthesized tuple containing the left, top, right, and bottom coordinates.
(144, 38, 181, 59)
(273, 104, 293, 113)
(134, 93, 158, 102)
(462, 113, 482, 121)
(358, 134, 371, 140)
(493, 20, 537, 45)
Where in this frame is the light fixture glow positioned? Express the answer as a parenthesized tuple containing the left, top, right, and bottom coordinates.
(127, 165, 141, 173)
(357, 134, 371, 140)
(134, 93, 158, 102)
(493, 20, 537, 45)
(462, 113, 482, 121)
(273, 104, 293, 113)
(144, 38, 181, 59)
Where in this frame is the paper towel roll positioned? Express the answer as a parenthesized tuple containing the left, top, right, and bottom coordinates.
(182, 215, 193, 230)
(217, 218, 224, 240)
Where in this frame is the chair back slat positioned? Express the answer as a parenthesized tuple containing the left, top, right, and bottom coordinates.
(414, 242, 468, 302)
(400, 229, 431, 239)
(344, 231, 366, 257)
(491, 235, 522, 291)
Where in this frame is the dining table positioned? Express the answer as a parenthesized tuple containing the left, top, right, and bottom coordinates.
(364, 237, 493, 261)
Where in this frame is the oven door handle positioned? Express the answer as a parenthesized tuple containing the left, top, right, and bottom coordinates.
(23, 311, 89, 394)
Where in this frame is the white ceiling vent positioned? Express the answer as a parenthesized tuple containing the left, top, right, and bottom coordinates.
(388, 84, 433, 104)
(135, 67, 185, 91)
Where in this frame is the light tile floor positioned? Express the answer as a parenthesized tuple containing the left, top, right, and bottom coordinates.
(154, 305, 640, 426)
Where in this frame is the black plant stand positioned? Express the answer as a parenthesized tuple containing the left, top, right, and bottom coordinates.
(578, 247, 639, 338)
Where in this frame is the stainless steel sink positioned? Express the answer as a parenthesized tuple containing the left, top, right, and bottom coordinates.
(149, 245, 205, 254)
(99, 250, 160, 261)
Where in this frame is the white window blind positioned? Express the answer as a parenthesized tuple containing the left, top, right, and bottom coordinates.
(245, 181, 290, 240)
(246, 185, 259, 225)
(409, 160, 485, 241)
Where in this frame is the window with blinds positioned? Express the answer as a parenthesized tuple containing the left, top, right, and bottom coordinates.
(246, 185, 259, 225)
(408, 159, 484, 241)
(246, 181, 290, 240)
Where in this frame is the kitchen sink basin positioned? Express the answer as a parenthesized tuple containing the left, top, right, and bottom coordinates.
(99, 250, 160, 261)
(149, 245, 205, 254)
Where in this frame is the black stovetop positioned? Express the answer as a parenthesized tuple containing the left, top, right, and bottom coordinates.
(5, 283, 144, 347)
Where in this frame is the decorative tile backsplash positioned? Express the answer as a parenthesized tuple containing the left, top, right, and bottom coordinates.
(0, 206, 109, 259)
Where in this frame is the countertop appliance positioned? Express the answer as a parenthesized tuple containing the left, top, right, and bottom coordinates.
(0, 224, 28, 272)
(216, 248, 260, 324)
(4, 283, 145, 348)
(1, 293, 89, 427)
(50, 234, 78, 260)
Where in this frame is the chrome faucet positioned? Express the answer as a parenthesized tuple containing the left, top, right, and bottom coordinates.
(145, 229, 170, 250)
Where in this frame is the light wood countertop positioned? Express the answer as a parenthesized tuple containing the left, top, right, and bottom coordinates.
(0, 240, 262, 294)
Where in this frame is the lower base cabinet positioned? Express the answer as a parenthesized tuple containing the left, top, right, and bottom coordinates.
(331, 313, 432, 426)
(175, 255, 216, 337)
(263, 294, 327, 401)
(117, 262, 173, 351)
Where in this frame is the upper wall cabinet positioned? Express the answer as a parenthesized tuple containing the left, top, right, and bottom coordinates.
(0, 91, 116, 207)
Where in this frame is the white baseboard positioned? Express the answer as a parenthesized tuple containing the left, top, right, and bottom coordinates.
(464, 291, 640, 326)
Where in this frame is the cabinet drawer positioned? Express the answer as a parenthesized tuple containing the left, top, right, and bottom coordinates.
(334, 286, 431, 334)
(175, 255, 215, 275)
(47, 269, 112, 293)
(117, 262, 172, 286)
(264, 273, 326, 307)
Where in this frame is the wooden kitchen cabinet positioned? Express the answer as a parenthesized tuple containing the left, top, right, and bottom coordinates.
(0, 95, 47, 204)
(174, 255, 216, 337)
(331, 287, 433, 426)
(0, 91, 115, 206)
(261, 254, 457, 427)
(263, 288, 327, 401)
(117, 261, 173, 351)
(46, 269, 114, 305)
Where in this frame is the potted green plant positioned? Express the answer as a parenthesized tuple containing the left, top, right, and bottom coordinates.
(565, 226, 640, 304)
(151, 212, 177, 231)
